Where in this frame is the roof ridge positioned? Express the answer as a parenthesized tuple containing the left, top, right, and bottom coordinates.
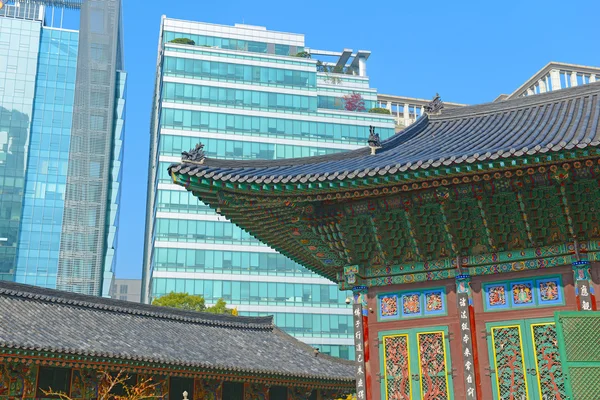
(271, 326, 357, 367)
(432, 81, 600, 121)
(0, 281, 273, 330)
(195, 145, 370, 169)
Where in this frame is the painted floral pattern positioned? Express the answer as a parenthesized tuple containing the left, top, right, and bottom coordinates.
(402, 294, 421, 315)
(417, 332, 449, 399)
(511, 282, 533, 305)
(492, 326, 527, 399)
(425, 292, 443, 312)
(384, 335, 411, 400)
(380, 295, 399, 317)
(532, 323, 567, 399)
(488, 285, 506, 307)
(539, 280, 560, 302)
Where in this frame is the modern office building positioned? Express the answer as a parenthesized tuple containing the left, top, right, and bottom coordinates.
(495, 61, 600, 100)
(378, 62, 600, 131)
(376, 93, 465, 130)
(110, 278, 141, 302)
(0, 0, 125, 297)
(143, 18, 395, 359)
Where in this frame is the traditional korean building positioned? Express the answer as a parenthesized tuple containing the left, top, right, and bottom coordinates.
(169, 82, 600, 400)
(0, 280, 354, 399)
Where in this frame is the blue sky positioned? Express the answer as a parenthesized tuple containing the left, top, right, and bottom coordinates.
(115, 0, 600, 278)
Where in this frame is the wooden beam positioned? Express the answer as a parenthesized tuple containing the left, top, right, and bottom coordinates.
(368, 216, 388, 265)
(476, 198, 496, 251)
(401, 205, 423, 261)
(516, 191, 536, 247)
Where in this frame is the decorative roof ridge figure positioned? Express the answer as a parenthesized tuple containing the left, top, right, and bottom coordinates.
(367, 126, 382, 155)
(424, 93, 444, 115)
(182, 143, 206, 165)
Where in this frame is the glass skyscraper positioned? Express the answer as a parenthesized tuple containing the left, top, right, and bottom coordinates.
(143, 18, 395, 359)
(0, 0, 125, 296)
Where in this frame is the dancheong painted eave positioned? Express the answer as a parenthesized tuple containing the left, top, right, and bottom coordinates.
(169, 81, 600, 191)
(168, 82, 600, 284)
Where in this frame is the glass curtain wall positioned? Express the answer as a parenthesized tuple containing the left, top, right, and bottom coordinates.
(147, 21, 396, 360)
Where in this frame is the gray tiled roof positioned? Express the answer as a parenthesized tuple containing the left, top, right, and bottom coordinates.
(0, 281, 354, 382)
(169, 82, 600, 184)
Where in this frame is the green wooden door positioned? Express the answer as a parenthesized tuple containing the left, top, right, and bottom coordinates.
(379, 326, 454, 400)
(486, 319, 567, 400)
(555, 311, 600, 400)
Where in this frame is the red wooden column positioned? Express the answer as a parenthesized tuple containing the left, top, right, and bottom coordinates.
(455, 274, 481, 399)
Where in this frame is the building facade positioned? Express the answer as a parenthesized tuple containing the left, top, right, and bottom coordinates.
(143, 17, 396, 359)
(502, 61, 600, 100)
(378, 62, 600, 131)
(169, 82, 600, 400)
(0, 0, 125, 296)
(376, 94, 465, 130)
(110, 278, 141, 302)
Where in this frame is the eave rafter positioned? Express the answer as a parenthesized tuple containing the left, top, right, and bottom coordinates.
(368, 216, 388, 266)
(177, 156, 600, 286)
(475, 196, 496, 251)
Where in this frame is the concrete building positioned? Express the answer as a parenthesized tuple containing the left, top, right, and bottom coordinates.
(143, 18, 396, 359)
(378, 62, 600, 130)
(376, 94, 465, 129)
(0, 0, 125, 297)
(497, 61, 600, 100)
(110, 278, 141, 302)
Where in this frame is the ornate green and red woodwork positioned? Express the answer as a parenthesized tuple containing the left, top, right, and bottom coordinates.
(383, 334, 411, 399)
(417, 332, 449, 400)
(71, 368, 99, 399)
(531, 323, 567, 399)
(490, 326, 528, 399)
(0, 361, 37, 398)
(287, 387, 314, 400)
(244, 382, 269, 400)
(0, 357, 350, 400)
(194, 378, 222, 400)
(172, 156, 600, 288)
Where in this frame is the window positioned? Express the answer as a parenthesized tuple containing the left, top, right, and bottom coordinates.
(90, 9, 105, 33)
(169, 377, 194, 400)
(222, 382, 244, 399)
(90, 43, 105, 61)
(90, 114, 106, 131)
(270, 386, 287, 400)
(37, 367, 71, 398)
(119, 285, 128, 294)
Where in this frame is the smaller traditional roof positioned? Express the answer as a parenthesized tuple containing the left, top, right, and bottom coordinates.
(0, 281, 354, 384)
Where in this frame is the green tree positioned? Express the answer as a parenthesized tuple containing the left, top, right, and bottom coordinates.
(206, 298, 231, 314)
(152, 292, 232, 314)
(169, 38, 195, 45)
(368, 107, 392, 114)
(294, 51, 311, 58)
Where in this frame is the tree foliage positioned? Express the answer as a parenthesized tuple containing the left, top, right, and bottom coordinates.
(152, 292, 232, 314)
(343, 92, 366, 112)
(170, 38, 195, 45)
(43, 370, 159, 400)
(294, 51, 311, 58)
(368, 107, 391, 114)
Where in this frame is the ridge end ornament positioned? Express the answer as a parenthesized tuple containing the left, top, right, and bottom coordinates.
(367, 126, 382, 155)
(424, 93, 444, 115)
(182, 143, 206, 165)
